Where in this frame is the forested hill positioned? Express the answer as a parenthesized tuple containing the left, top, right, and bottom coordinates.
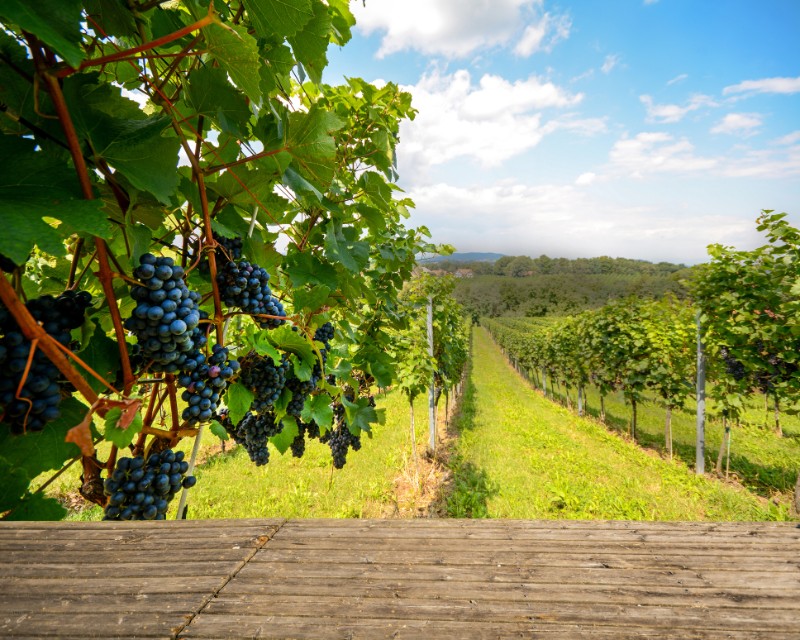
(452, 270, 692, 318)
(431, 254, 687, 277)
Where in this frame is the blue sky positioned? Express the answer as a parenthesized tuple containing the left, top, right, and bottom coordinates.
(324, 0, 800, 264)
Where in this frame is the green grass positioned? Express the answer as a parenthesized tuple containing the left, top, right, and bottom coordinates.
(51, 388, 432, 521)
(542, 374, 800, 502)
(446, 327, 792, 521)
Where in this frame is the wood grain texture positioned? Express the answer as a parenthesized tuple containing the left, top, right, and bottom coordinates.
(0, 518, 797, 639)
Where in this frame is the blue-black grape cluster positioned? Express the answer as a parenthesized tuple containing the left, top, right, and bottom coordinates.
(224, 410, 284, 466)
(290, 419, 321, 458)
(719, 347, 747, 382)
(102, 449, 196, 520)
(216, 261, 286, 329)
(0, 290, 92, 433)
(199, 232, 243, 273)
(285, 322, 335, 417)
(238, 352, 291, 413)
(124, 254, 205, 373)
(321, 400, 361, 469)
(179, 344, 239, 425)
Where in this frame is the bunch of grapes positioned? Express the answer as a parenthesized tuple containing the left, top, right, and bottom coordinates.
(225, 411, 284, 466)
(290, 420, 321, 458)
(321, 423, 361, 469)
(124, 254, 204, 373)
(719, 346, 747, 381)
(178, 345, 239, 425)
(284, 322, 335, 417)
(102, 449, 195, 521)
(199, 232, 243, 273)
(238, 352, 290, 413)
(216, 261, 285, 329)
(0, 290, 92, 433)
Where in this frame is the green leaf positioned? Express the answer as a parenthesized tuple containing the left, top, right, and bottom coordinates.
(270, 415, 298, 454)
(324, 221, 370, 273)
(285, 105, 343, 190)
(203, 22, 262, 105)
(285, 250, 339, 290)
(0, 457, 31, 512)
(4, 492, 67, 521)
(0, 137, 111, 264)
(293, 285, 331, 312)
(78, 322, 121, 393)
(0, 0, 85, 67)
(300, 393, 334, 431)
(0, 397, 85, 479)
(245, 0, 313, 39)
(103, 407, 143, 448)
(185, 66, 252, 136)
(287, 0, 331, 84)
(342, 395, 377, 433)
(267, 324, 316, 366)
(226, 382, 255, 425)
(82, 0, 138, 37)
(208, 420, 230, 442)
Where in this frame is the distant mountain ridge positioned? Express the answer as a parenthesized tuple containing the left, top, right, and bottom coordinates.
(420, 252, 505, 263)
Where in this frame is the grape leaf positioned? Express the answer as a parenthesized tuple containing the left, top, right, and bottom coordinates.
(0, 457, 31, 512)
(226, 382, 254, 426)
(287, 0, 331, 84)
(270, 415, 298, 454)
(203, 22, 262, 105)
(185, 66, 251, 136)
(300, 394, 333, 431)
(265, 324, 315, 366)
(103, 407, 143, 448)
(0, 137, 112, 264)
(0, 397, 85, 479)
(293, 285, 331, 312)
(3, 492, 67, 521)
(285, 106, 343, 191)
(0, 0, 85, 67)
(245, 0, 313, 39)
(285, 250, 338, 290)
(342, 395, 377, 433)
(208, 420, 230, 442)
(78, 322, 121, 393)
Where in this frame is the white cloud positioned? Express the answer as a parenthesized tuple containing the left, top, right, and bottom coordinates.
(601, 54, 620, 74)
(353, 0, 562, 59)
(774, 131, 800, 146)
(667, 73, 688, 86)
(514, 11, 572, 56)
(575, 172, 596, 185)
(723, 76, 800, 96)
(407, 180, 756, 263)
(609, 132, 717, 176)
(640, 94, 716, 123)
(710, 113, 763, 136)
(719, 144, 800, 179)
(398, 69, 585, 173)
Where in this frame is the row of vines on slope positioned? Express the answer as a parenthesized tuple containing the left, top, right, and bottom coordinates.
(391, 273, 469, 461)
(483, 212, 800, 475)
(0, 0, 451, 520)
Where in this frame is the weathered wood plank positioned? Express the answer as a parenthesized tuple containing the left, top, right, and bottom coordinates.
(250, 547, 800, 571)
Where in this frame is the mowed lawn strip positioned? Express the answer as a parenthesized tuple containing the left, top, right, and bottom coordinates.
(448, 328, 787, 521)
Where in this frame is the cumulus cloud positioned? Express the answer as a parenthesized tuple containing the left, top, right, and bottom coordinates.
(406, 180, 755, 263)
(774, 131, 800, 146)
(723, 76, 800, 96)
(398, 69, 585, 173)
(514, 11, 572, 56)
(710, 113, 763, 136)
(640, 94, 716, 123)
(609, 132, 717, 176)
(575, 172, 596, 185)
(352, 0, 569, 59)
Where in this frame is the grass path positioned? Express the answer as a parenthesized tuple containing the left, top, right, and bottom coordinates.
(446, 328, 790, 521)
